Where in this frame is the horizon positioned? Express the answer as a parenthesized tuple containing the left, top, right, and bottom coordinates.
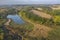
(0, 0, 60, 5)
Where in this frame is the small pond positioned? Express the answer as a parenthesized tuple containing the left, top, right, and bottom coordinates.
(7, 14, 25, 24)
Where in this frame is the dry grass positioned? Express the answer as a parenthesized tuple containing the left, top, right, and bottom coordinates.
(21, 15, 52, 38)
(29, 23, 52, 38)
(31, 10, 52, 19)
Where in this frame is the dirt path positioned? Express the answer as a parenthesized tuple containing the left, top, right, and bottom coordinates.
(3, 19, 22, 40)
(4, 19, 19, 34)
(4, 19, 11, 25)
(31, 10, 52, 19)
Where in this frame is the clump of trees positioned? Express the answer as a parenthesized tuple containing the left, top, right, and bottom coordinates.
(53, 16, 60, 25)
(0, 26, 4, 40)
(0, 16, 2, 19)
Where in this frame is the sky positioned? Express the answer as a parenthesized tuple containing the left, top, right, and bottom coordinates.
(0, 0, 60, 5)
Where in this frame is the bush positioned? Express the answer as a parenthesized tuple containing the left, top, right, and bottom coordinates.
(53, 16, 60, 23)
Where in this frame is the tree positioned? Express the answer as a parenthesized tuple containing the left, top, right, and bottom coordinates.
(53, 16, 60, 23)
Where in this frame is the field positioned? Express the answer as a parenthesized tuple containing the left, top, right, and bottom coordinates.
(0, 5, 60, 40)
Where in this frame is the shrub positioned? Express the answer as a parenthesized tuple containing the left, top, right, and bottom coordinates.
(53, 16, 60, 23)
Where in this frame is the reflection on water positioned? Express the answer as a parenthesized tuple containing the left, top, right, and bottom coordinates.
(7, 14, 25, 24)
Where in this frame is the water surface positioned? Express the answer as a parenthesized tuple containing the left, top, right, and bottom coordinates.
(7, 14, 25, 24)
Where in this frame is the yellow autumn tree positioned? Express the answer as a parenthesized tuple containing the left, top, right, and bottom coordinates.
(53, 16, 60, 23)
